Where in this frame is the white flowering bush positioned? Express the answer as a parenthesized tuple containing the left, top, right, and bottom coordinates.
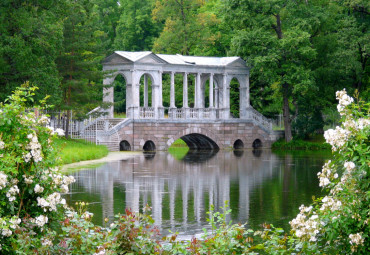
(0, 85, 75, 253)
(288, 89, 369, 254)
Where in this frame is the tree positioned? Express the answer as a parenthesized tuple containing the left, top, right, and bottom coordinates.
(114, 0, 160, 51)
(0, 0, 66, 103)
(56, 0, 106, 137)
(224, 0, 323, 141)
(91, 0, 122, 53)
(152, 0, 221, 55)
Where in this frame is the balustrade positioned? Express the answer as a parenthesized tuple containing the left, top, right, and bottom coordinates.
(139, 107, 155, 119)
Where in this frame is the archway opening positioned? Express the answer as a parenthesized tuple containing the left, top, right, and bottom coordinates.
(233, 139, 244, 149)
(113, 74, 127, 117)
(188, 75, 195, 108)
(119, 140, 131, 151)
(143, 140, 156, 151)
(180, 133, 219, 151)
(230, 77, 240, 118)
(139, 74, 153, 107)
(252, 139, 262, 149)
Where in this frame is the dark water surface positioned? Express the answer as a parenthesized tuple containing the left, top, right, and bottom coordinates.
(65, 150, 329, 237)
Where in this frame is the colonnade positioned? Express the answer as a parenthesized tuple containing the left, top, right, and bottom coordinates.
(104, 70, 250, 120)
(102, 51, 253, 120)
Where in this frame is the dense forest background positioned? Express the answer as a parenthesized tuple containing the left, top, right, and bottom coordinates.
(0, 0, 369, 139)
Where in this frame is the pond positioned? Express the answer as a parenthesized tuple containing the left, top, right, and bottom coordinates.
(64, 149, 329, 238)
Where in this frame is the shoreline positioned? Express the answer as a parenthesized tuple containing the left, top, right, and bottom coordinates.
(61, 151, 142, 171)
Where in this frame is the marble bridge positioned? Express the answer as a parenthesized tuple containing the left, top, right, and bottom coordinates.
(73, 51, 282, 151)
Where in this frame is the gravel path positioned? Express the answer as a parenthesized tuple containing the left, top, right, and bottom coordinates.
(62, 151, 141, 171)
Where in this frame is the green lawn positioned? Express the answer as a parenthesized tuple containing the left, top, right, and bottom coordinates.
(54, 138, 109, 164)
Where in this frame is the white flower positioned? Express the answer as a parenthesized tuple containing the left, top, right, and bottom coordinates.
(23, 175, 34, 184)
(320, 196, 342, 211)
(1, 229, 12, 237)
(324, 127, 350, 151)
(25, 133, 43, 162)
(9, 217, 21, 229)
(6, 185, 19, 202)
(38, 115, 50, 125)
(60, 184, 69, 193)
(344, 161, 355, 171)
(336, 89, 354, 115)
(41, 238, 53, 246)
(34, 184, 44, 193)
(35, 215, 48, 227)
(349, 233, 364, 246)
(0, 172, 8, 189)
(55, 128, 65, 136)
(0, 140, 5, 150)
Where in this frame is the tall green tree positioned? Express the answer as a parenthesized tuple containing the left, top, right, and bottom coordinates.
(91, 0, 121, 53)
(152, 0, 220, 55)
(224, 0, 322, 141)
(56, 0, 106, 136)
(114, 0, 160, 51)
(0, 0, 66, 103)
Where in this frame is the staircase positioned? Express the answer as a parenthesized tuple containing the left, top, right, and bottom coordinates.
(79, 118, 130, 151)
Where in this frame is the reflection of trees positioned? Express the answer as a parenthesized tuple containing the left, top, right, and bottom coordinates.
(69, 150, 291, 235)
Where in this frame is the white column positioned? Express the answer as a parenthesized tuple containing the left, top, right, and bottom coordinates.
(183, 72, 188, 108)
(158, 71, 164, 118)
(209, 73, 214, 108)
(246, 74, 250, 107)
(170, 72, 175, 108)
(144, 74, 148, 107)
(196, 73, 201, 108)
(194, 74, 197, 108)
(103, 77, 114, 118)
(222, 73, 230, 119)
(131, 70, 140, 118)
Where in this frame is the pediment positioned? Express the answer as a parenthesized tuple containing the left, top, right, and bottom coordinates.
(136, 54, 167, 64)
(226, 58, 247, 68)
(103, 53, 132, 65)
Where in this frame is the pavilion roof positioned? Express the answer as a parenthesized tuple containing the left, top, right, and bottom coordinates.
(113, 51, 243, 67)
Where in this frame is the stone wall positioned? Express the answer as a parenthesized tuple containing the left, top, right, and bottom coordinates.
(116, 119, 282, 151)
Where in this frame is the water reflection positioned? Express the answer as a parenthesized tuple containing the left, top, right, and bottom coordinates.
(65, 150, 327, 237)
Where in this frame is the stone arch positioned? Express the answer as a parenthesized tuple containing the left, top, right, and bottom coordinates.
(168, 127, 220, 150)
(233, 139, 244, 149)
(113, 73, 128, 114)
(252, 139, 262, 149)
(137, 72, 155, 107)
(119, 140, 131, 151)
(228, 77, 241, 118)
(143, 140, 156, 151)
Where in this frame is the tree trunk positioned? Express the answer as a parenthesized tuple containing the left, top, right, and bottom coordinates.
(283, 83, 293, 142)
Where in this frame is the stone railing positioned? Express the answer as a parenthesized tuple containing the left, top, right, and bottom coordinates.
(247, 107, 272, 131)
(168, 108, 185, 119)
(189, 108, 199, 119)
(139, 107, 155, 119)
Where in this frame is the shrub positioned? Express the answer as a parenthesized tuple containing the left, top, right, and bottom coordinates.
(0, 84, 75, 253)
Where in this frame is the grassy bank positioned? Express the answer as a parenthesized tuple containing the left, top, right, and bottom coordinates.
(272, 137, 331, 151)
(54, 138, 109, 164)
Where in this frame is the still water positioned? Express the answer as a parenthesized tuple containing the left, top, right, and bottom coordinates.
(65, 150, 329, 237)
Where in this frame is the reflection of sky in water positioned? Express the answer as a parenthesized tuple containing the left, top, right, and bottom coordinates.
(65, 150, 327, 237)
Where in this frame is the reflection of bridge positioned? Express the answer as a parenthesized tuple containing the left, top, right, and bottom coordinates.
(69, 150, 279, 234)
(65, 52, 283, 150)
